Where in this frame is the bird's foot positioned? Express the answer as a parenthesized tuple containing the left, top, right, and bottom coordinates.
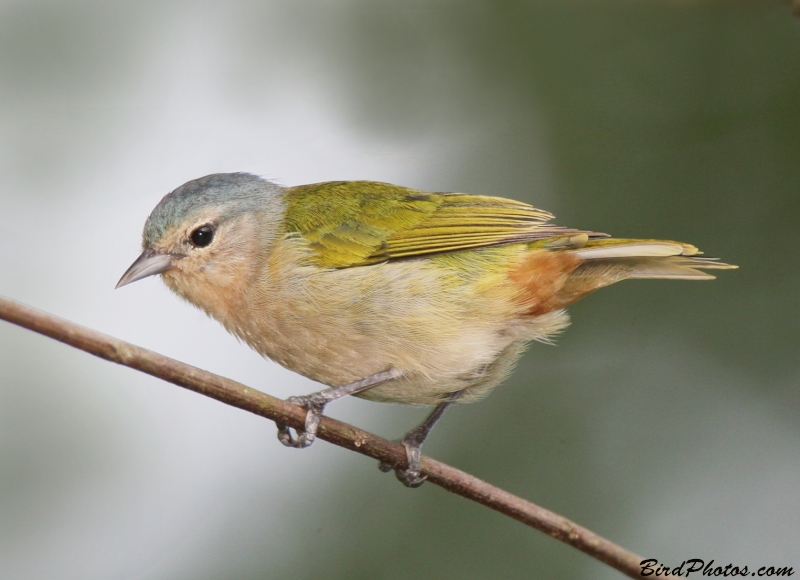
(378, 432, 428, 488)
(377, 400, 456, 488)
(276, 369, 402, 450)
(276, 393, 328, 449)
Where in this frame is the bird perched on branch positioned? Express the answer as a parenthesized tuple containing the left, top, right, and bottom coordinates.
(117, 173, 735, 486)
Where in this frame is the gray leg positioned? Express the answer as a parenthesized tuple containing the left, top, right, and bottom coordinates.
(277, 368, 401, 449)
(379, 394, 458, 488)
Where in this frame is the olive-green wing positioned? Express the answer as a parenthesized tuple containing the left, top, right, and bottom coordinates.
(282, 181, 603, 268)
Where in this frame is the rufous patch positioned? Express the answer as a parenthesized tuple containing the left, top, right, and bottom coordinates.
(508, 251, 582, 316)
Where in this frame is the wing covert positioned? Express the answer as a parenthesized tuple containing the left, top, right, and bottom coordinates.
(283, 181, 602, 268)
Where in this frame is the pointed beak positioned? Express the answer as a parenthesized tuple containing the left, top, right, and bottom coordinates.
(116, 248, 180, 289)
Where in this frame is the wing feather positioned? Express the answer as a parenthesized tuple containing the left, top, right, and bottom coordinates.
(283, 181, 604, 268)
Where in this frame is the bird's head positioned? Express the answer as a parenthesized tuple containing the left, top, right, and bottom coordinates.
(117, 173, 285, 311)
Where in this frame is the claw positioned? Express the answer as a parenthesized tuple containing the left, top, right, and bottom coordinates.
(276, 424, 315, 448)
(377, 439, 428, 488)
(276, 395, 326, 449)
(397, 439, 428, 487)
(395, 468, 427, 488)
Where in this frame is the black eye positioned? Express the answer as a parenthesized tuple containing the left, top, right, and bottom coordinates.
(190, 225, 215, 248)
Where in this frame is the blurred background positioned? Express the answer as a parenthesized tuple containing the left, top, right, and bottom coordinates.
(1, 1, 798, 578)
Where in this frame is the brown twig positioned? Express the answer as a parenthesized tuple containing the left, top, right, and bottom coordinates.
(0, 295, 644, 578)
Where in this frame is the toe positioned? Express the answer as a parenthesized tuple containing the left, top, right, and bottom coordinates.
(396, 469, 427, 488)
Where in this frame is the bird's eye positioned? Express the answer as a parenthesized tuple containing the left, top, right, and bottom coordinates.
(190, 225, 215, 248)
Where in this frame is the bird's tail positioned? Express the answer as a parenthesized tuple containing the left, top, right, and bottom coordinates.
(567, 237, 737, 280)
(514, 235, 737, 316)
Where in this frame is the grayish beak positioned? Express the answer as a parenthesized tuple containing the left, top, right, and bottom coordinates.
(116, 248, 180, 289)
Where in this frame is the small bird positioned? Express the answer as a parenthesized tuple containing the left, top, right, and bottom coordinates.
(117, 173, 735, 486)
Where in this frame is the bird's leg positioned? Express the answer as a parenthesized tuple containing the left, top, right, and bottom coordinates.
(379, 393, 460, 488)
(277, 368, 402, 449)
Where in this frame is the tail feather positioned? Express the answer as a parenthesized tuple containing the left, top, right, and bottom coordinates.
(513, 235, 736, 316)
(568, 237, 736, 280)
(625, 256, 735, 280)
(538, 237, 737, 311)
(571, 237, 699, 257)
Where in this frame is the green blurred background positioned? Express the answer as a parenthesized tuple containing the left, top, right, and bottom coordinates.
(1, 1, 798, 579)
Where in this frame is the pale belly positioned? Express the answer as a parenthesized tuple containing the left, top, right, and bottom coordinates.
(223, 254, 570, 405)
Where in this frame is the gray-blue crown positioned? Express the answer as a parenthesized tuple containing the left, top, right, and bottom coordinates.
(143, 173, 278, 245)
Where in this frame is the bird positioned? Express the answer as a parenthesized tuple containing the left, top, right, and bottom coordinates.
(117, 172, 736, 486)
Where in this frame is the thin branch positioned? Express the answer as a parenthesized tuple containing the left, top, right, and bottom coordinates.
(0, 295, 644, 578)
